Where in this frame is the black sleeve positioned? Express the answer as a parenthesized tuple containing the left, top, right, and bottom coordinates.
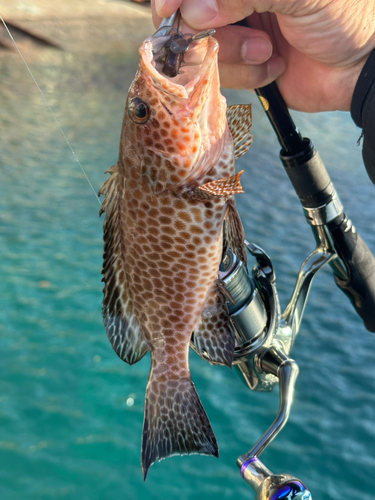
(350, 49, 375, 185)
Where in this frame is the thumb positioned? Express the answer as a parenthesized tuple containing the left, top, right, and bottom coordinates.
(179, 0, 304, 30)
(154, 0, 184, 18)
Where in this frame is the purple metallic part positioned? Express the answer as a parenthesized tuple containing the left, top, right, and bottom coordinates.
(269, 480, 307, 500)
(291, 481, 306, 490)
(269, 484, 291, 500)
(240, 456, 259, 478)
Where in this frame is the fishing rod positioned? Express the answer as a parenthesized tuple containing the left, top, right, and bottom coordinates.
(213, 40, 375, 500)
(255, 81, 375, 334)
(218, 81, 375, 498)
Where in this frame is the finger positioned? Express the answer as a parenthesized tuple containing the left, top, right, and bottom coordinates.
(219, 56, 286, 90)
(180, 0, 302, 30)
(180, 0, 252, 29)
(152, 6, 162, 28)
(154, 0, 183, 18)
(152, 0, 182, 28)
(214, 25, 273, 65)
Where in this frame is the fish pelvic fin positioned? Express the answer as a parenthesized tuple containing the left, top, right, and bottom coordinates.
(141, 374, 218, 480)
(194, 281, 235, 367)
(99, 163, 150, 365)
(226, 104, 253, 160)
(225, 198, 247, 270)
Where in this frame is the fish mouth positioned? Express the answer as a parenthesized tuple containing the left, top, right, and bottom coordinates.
(139, 32, 219, 100)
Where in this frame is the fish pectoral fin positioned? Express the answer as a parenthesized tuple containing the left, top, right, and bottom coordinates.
(197, 171, 244, 197)
(193, 281, 236, 367)
(225, 198, 247, 270)
(142, 374, 218, 480)
(226, 104, 253, 160)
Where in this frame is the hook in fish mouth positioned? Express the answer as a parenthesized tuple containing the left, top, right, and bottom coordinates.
(152, 14, 215, 78)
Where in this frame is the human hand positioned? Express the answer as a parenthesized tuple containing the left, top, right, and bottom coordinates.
(152, 0, 375, 112)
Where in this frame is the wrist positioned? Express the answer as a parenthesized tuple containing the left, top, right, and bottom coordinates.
(322, 57, 370, 112)
(351, 48, 375, 126)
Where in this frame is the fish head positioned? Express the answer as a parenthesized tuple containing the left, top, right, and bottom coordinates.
(120, 32, 228, 192)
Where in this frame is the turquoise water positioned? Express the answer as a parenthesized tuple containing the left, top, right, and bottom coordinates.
(1, 46, 375, 500)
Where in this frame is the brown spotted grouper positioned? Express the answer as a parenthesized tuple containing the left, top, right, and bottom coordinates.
(98, 31, 252, 479)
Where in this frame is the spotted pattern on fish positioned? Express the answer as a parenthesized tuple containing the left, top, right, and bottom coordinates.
(99, 34, 252, 479)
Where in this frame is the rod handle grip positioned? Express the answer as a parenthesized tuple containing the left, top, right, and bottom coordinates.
(330, 218, 375, 332)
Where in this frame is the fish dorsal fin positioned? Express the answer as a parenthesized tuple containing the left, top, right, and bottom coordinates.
(197, 171, 244, 196)
(99, 164, 150, 365)
(226, 104, 253, 159)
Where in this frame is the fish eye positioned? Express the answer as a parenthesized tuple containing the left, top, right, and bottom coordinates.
(128, 98, 150, 124)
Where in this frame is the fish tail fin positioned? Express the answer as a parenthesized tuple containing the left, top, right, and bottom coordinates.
(141, 373, 218, 480)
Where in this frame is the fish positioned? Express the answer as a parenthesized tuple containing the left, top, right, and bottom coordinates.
(98, 27, 253, 480)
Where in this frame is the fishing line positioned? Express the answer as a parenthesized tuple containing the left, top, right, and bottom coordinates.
(0, 14, 102, 205)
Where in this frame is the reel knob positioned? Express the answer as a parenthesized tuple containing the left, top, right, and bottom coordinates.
(239, 457, 312, 500)
(255, 475, 312, 500)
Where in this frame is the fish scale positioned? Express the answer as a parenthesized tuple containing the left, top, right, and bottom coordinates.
(99, 32, 253, 479)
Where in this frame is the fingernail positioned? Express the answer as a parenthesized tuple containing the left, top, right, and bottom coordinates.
(267, 56, 286, 79)
(241, 38, 273, 64)
(181, 0, 218, 27)
(155, 0, 166, 15)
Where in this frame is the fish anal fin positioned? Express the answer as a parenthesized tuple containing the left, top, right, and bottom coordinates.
(226, 104, 253, 159)
(225, 198, 247, 269)
(142, 375, 218, 480)
(194, 281, 235, 367)
(197, 171, 244, 197)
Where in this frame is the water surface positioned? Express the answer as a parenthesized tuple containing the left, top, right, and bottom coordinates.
(1, 45, 375, 500)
